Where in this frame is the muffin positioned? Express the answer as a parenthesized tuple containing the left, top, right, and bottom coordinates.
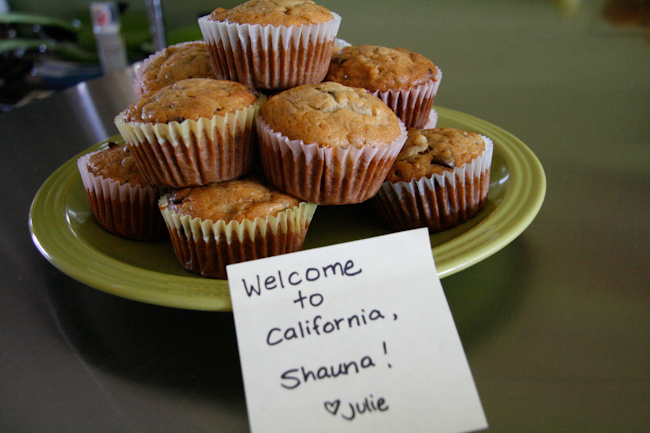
(198, 0, 341, 92)
(256, 81, 407, 205)
(159, 176, 317, 278)
(372, 128, 493, 232)
(133, 41, 216, 97)
(115, 78, 262, 189)
(326, 45, 442, 129)
(77, 142, 168, 241)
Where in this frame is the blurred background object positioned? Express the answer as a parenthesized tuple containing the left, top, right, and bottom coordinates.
(90, 1, 128, 74)
(0, 0, 224, 111)
(602, 0, 650, 30)
(0, 1, 251, 111)
(0, 11, 100, 110)
(144, 0, 165, 52)
(553, 0, 581, 16)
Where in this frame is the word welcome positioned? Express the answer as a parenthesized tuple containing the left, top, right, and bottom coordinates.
(281, 355, 376, 390)
(240, 260, 362, 297)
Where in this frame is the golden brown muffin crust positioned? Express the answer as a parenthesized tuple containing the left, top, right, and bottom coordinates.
(208, 0, 333, 27)
(326, 45, 438, 92)
(140, 42, 215, 95)
(122, 78, 259, 124)
(385, 128, 485, 182)
(260, 81, 401, 149)
(86, 142, 149, 186)
(167, 177, 301, 223)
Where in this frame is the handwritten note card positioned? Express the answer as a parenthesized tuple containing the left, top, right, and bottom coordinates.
(226, 228, 487, 433)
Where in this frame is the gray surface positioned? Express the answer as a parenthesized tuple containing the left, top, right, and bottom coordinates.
(1, 0, 649, 431)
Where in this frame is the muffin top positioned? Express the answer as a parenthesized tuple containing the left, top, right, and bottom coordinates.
(140, 42, 215, 95)
(166, 177, 301, 223)
(122, 78, 259, 124)
(385, 128, 485, 182)
(208, 0, 333, 27)
(260, 81, 402, 149)
(86, 142, 149, 186)
(326, 45, 438, 92)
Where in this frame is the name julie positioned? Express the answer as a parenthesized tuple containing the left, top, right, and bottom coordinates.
(325, 395, 389, 421)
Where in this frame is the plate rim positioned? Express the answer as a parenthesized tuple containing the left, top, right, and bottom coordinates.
(431, 107, 546, 275)
(29, 106, 546, 311)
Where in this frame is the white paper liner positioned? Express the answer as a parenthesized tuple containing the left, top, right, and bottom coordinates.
(198, 12, 341, 90)
(159, 197, 317, 278)
(373, 134, 494, 232)
(77, 150, 167, 240)
(424, 108, 439, 129)
(132, 41, 210, 97)
(256, 116, 408, 205)
(114, 98, 263, 188)
(370, 67, 442, 129)
(334, 37, 351, 51)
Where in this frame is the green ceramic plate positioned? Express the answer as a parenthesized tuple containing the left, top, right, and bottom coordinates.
(29, 106, 545, 311)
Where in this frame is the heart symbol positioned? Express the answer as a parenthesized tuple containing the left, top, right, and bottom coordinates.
(324, 399, 340, 415)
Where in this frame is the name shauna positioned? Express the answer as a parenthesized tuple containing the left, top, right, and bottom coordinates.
(281, 354, 376, 389)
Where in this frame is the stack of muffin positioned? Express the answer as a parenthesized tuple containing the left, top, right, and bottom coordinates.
(77, 0, 493, 279)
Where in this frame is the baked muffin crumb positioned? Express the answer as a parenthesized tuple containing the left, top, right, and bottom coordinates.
(140, 42, 215, 95)
(260, 81, 401, 149)
(386, 128, 485, 182)
(208, 0, 333, 26)
(326, 44, 438, 92)
(122, 78, 259, 124)
(168, 177, 301, 223)
(86, 142, 149, 186)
